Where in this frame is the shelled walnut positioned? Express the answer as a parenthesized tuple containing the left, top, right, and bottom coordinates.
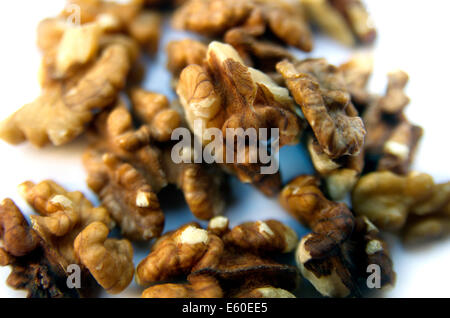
(176, 41, 303, 196)
(161, 148, 226, 220)
(280, 175, 395, 297)
(74, 222, 135, 294)
(137, 219, 299, 298)
(2, 181, 135, 296)
(352, 171, 450, 243)
(362, 72, 422, 175)
(129, 88, 181, 143)
(19, 180, 114, 269)
(301, 0, 376, 46)
(83, 150, 165, 241)
(0, 199, 81, 298)
(127, 10, 162, 55)
(173, 0, 313, 52)
(280, 175, 355, 257)
(277, 58, 366, 159)
(166, 39, 208, 78)
(0, 44, 130, 147)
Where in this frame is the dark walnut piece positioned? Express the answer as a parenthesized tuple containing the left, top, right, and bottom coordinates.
(277, 58, 366, 159)
(280, 175, 395, 297)
(137, 218, 299, 298)
(363, 70, 422, 175)
(0, 199, 81, 298)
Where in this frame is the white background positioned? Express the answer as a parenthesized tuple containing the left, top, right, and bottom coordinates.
(0, 0, 449, 298)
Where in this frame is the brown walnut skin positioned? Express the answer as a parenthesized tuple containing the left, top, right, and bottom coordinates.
(18, 180, 113, 273)
(173, 0, 312, 52)
(136, 224, 223, 285)
(222, 220, 298, 254)
(161, 148, 226, 220)
(353, 172, 450, 243)
(0, 199, 40, 257)
(137, 219, 299, 297)
(89, 101, 168, 191)
(277, 58, 366, 159)
(84, 150, 164, 241)
(403, 183, 450, 245)
(177, 42, 303, 196)
(351, 216, 396, 290)
(0, 199, 81, 298)
(129, 88, 181, 143)
(339, 54, 374, 108)
(280, 175, 355, 259)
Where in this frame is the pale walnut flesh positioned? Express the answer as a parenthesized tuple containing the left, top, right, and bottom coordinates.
(222, 220, 298, 254)
(351, 171, 443, 231)
(0, 199, 40, 257)
(74, 222, 134, 294)
(173, 0, 312, 52)
(277, 58, 366, 159)
(302, 0, 376, 46)
(339, 54, 374, 108)
(295, 211, 395, 297)
(172, 0, 253, 36)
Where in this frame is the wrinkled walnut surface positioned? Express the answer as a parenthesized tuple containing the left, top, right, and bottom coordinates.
(136, 218, 298, 298)
(277, 58, 366, 159)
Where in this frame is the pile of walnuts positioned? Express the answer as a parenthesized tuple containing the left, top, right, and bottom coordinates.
(0, 0, 448, 298)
